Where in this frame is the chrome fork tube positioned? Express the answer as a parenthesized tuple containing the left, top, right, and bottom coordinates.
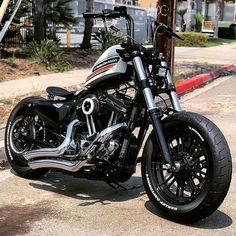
(160, 59, 183, 112)
(133, 56, 156, 111)
(132, 54, 173, 166)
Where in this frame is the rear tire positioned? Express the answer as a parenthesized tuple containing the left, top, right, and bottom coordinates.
(141, 112, 232, 223)
(5, 97, 49, 179)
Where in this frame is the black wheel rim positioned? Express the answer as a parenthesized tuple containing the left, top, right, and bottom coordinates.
(150, 126, 209, 205)
(9, 116, 35, 156)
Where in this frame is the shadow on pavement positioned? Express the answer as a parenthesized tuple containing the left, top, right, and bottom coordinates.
(29, 171, 145, 206)
(145, 201, 233, 229)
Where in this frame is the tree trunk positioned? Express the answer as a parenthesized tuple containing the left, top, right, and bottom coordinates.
(214, 0, 220, 38)
(156, 0, 177, 74)
(33, 0, 46, 43)
(81, 0, 94, 49)
(186, 0, 193, 31)
(219, 0, 224, 21)
(204, 0, 208, 20)
(195, 0, 202, 13)
(234, 0, 236, 22)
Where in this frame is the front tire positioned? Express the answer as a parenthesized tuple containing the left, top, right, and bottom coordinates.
(141, 112, 232, 223)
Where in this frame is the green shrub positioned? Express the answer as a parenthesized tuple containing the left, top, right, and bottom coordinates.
(28, 41, 71, 72)
(176, 32, 208, 47)
(194, 13, 204, 32)
(219, 27, 236, 39)
(49, 60, 71, 72)
(94, 29, 126, 50)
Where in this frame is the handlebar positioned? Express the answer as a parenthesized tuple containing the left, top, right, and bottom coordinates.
(83, 12, 105, 19)
(83, 6, 134, 38)
(155, 22, 184, 40)
(83, 6, 128, 19)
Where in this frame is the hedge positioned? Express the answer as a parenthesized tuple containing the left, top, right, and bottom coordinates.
(218, 27, 236, 39)
(175, 32, 208, 47)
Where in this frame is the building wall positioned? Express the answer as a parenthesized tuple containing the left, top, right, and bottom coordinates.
(138, 0, 156, 8)
(177, 1, 235, 22)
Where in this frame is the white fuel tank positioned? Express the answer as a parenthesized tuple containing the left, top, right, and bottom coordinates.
(85, 45, 128, 87)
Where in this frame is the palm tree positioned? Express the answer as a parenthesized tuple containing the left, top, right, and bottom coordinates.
(214, 0, 220, 38)
(81, 0, 94, 49)
(45, 0, 75, 29)
(33, 0, 45, 43)
(195, 0, 202, 13)
(186, 0, 193, 31)
(44, 0, 76, 42)
(219, 0, 225, 21)
(234, 0, 236, 22)
(33, 0, 75, 43)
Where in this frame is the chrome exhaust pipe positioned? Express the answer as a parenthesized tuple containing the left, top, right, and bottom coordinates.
(28, 159, 87, 172)
(26, 121, 127, 173)
(81, 122, 127, 156)
(23, 119, 79, 161)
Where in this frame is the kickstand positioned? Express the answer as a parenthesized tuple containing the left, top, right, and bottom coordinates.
(107, 182, 143, 191)
(107, 182, 129, 190)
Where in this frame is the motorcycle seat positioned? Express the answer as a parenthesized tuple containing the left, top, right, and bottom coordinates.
(46, 86, 78, 99)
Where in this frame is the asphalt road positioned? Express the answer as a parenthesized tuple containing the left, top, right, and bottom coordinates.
(0, 75, 236, 235)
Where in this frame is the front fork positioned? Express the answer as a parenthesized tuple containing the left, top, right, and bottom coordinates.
(132, 54, 182, 167)
(159, 54, 183, 112)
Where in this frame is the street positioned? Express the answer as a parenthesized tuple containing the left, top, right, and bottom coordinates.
(0, 74, 235, 235)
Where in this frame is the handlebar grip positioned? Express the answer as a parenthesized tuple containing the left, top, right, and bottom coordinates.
(83, 11, 121, 19)
(104, 12, 121, 18)
(83, 12, 104, 19)
(110, 25, 120, 33)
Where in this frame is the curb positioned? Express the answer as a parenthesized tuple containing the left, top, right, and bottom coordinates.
(176, 64, 236, 95)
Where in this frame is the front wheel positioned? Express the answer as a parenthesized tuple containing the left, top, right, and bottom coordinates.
(141, 112, 232, 223)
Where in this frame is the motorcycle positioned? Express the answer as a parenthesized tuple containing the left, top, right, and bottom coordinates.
(5, 6, 232, 223)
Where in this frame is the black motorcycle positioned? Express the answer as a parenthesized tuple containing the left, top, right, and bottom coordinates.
(5, 7, 232, 223)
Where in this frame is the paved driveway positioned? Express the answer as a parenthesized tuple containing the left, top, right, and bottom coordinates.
(0, 75, 236, 235)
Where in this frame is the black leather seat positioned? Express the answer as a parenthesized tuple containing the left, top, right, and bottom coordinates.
(46, 86, 77, 99)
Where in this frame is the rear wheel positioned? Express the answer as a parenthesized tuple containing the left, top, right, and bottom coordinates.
(5, 98, 49, 179)
(141, 112, 232, 223)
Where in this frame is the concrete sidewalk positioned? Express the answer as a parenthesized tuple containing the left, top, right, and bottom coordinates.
(0, 42, 235, 100)
(0, 69, 90, 99)
(175, 42, 236, 64)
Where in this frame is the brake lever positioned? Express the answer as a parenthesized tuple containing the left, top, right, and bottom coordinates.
(161, 24, 184, 41)
(172, 32, 184, 41)
(110, 25, 120, 33)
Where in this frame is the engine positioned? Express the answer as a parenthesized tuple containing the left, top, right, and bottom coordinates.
(71, 92, 132, 166)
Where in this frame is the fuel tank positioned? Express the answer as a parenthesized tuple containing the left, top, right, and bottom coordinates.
(85, 45, 128, 88)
